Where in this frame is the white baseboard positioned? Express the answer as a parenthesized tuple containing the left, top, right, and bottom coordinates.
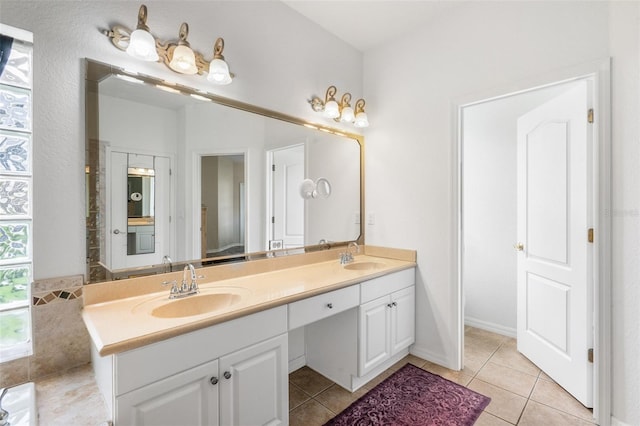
(611, 416, 634, 426)
(465, 316, 516, 338)
(288, 355, 306, 374)
(410, 345, 454, 370)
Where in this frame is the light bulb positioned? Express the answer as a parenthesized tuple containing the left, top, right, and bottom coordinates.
(323, 100, 340, 119)
(340, 106, 355, 123)
(207, 58, 232, 84)
(126, 29, 158, 61)
(354, 111, 369, 128)
(169, 45, 197, 74)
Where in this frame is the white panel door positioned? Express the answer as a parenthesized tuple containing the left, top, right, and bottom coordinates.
(219, 334, 288, 426)
(390, 286, 415, 354)
(272, 145, 304, 249)
(109, 152, 171, 270)
(116, 359, 219, 426)
(516, 81, 592, 407)
(359, 296, 391, 376)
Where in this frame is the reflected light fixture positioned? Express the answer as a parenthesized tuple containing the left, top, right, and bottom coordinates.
(309, 86, 368, 127)
(104, 4, 233, 85)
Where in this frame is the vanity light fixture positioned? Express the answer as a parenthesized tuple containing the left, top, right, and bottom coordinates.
(309, 86, 368, 128)
(103, 4, 233, 85)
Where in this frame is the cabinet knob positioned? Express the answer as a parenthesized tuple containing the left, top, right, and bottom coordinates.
(210, 376, 219, 385)
(387, 303, 393, 308)
(113, 229, 122, 235)
(223, 371, 232, 380)
(392, 302, 397, 307)
(326, 303, 333, 309)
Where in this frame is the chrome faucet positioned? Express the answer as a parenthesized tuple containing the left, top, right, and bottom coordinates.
(183, 263, 198, 293)
(162, 263, 199, 299)
(339, 242, 359, 265)
(162, 255, 173, 273)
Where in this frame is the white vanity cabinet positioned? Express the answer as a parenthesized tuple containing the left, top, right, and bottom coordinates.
(93, 306, 288, 426)
(305, 267, 416, 391)
(116, 359, 220, 425)
(359, 285, 415, 376)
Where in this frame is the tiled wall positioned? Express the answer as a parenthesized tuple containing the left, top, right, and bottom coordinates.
(0, 275, 91, 388)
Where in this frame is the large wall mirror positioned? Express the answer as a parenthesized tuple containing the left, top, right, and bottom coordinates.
(85, 59, 364, 283)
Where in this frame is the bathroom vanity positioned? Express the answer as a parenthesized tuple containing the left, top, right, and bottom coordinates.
(82, 247, 416, 425)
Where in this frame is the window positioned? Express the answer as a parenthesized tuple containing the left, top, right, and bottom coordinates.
(0, 25, 33, 362)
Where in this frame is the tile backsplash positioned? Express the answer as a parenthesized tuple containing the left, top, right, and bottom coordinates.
(0, 275, 91, 388)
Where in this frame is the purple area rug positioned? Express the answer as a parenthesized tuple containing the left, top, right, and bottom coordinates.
(324, 364, 490, 426)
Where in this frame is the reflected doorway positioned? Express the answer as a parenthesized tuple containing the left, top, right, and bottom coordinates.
(200, 155, 245, 258)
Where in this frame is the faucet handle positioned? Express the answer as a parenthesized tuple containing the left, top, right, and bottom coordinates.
(161, 279, 177, 286)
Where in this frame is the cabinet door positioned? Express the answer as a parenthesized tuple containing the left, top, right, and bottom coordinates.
(359, 296, 391, 376)
(116, 359, 219, 426)
(219, 334, 288, 426)
(391, 286, 415, 354)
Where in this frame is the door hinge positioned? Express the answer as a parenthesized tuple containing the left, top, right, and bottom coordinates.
(271, 216, 275, 224)
(588, 228, 594, 243)
(588, 348, 594, 363)
(272, 164, 276, 172)
(169, 168, 172, 176)
(587, 108, 594, 124)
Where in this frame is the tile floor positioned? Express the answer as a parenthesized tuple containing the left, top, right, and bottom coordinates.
(289, 326, 595, 425)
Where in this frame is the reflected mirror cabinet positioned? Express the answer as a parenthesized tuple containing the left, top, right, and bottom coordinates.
(85, 59, 364, 283)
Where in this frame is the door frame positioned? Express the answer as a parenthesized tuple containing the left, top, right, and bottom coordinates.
(452, 59, 611, 425)
(192, 149, 249, 260)
(265, 143, 306, 251)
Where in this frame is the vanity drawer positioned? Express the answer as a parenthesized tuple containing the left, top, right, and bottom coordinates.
(288, 284, 360, 330)
(360, 268, 415, 304)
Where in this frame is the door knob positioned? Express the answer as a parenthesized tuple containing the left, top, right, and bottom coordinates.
(113, 229, 122, 234)
(514, 243, 524, 251)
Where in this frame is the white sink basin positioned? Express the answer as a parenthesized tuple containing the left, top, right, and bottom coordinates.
(133, 287, 251, 319)
(343, 261, 385, 271)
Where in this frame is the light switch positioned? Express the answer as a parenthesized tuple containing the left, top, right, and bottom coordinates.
(368, 212, 375, 225)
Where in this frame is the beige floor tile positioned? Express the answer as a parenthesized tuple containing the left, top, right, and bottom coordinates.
(465, 347, 493, 374)
(420, 361, 473, 386)
(389, 354, 426, 370)
(289, 366, 333, 397)
(315, 384, 367, 414)
(289, 382, 310, 410)
(361, 369, 393, 391)
(36, 364, 110, 426)
(476, 361, 537, 398)
(530, 379, 595, 422)
(475, 411, 515, 425)
(490, 344, 541, 377)
(519, 400, 594, 425)
(289, 399, 335, 426)
(467, 379, 528, 424)
(538, 370, 554, 382)
(466, 327, 510, 347)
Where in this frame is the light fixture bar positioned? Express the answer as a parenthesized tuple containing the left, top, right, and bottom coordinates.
(103, 4, 233, 85)
(309, 86, 369, 128)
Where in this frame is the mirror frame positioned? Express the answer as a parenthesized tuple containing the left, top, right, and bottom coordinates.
(85, 59, 365, 283)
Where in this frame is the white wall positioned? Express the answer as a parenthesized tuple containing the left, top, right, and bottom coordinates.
(462, 83, 574, 336)
(363, 1, 638, 424)
(0, 0, 362, 280)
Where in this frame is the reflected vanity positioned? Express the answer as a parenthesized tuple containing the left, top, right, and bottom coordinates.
(85, 59, 364, 283)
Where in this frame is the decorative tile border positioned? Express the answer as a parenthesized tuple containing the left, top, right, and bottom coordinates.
(32, 287, 83, 306)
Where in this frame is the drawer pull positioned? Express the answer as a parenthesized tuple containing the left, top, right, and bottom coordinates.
(327, 303, 333, 309)
(223, 371, 232, 380)
(210, 376, 219, 385)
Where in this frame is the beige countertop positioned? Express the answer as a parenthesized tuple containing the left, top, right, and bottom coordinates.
(82, 249, 416, 357)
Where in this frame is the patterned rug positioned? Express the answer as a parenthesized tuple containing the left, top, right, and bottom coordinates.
(325, 364, 490, 426)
